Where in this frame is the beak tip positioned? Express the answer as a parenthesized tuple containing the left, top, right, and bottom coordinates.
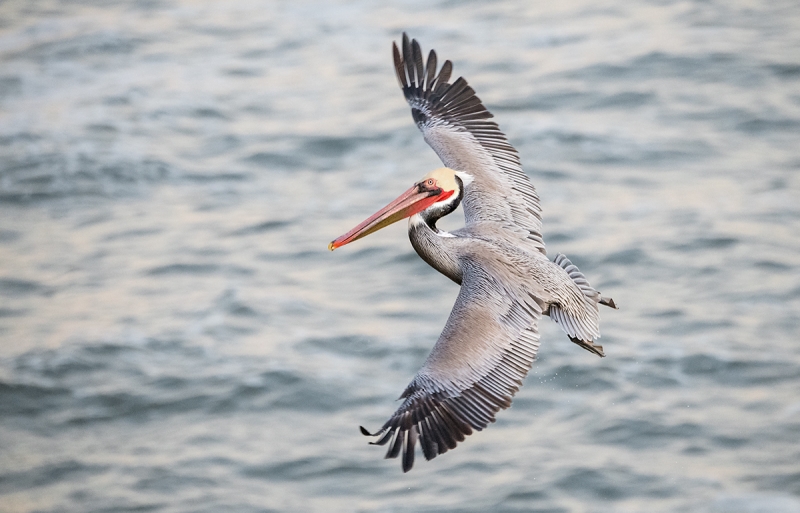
(328, 241, 336, 251)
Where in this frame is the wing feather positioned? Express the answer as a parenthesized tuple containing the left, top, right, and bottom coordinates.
(392, 34, 546, 254)
(392, 43, 407, 89)
(411, 40, 425, 88)
(361, 260, 542, 472)
(424, 50, 437, 90)
(433, 60, 452, 92)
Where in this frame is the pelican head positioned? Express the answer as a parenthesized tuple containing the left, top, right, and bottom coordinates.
(329, 167, 469, 250)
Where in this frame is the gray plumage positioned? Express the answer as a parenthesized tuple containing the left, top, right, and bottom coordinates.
(356, 34, 617, 472)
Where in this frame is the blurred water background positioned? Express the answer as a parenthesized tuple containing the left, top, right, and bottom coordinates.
(1, 1, 799, 512)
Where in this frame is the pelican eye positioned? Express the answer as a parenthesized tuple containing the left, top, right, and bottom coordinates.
(427, 179, 435, 186)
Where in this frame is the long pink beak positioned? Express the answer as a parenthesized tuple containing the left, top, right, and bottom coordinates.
(328, 183, 452, 250)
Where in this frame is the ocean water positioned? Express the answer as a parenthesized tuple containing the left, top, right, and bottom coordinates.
(1, 1, 799, 512)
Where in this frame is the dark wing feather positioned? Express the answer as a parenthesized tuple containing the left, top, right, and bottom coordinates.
(424, 50, 437, 90)
(392, 33, 545, 254)
(361, 259, 542, 472)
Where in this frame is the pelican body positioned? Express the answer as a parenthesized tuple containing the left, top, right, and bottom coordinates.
(329, 34, 617, 472)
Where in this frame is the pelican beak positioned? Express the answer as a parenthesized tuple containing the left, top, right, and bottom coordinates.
(329, 182, 449, 250)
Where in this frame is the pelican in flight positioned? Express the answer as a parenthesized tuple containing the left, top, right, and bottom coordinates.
(329, 34, 617, 472)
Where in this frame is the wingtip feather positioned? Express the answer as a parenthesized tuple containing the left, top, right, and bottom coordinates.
(392, 42, 407, 89)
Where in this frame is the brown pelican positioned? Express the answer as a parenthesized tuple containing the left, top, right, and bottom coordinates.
(329, 34, 617, 472)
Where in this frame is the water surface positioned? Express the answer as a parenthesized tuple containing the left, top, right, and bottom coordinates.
(1, 1, 799, 512)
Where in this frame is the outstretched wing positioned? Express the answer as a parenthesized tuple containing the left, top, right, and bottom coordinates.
(361, 259, 542, 472)
(393, 33, 546, 254)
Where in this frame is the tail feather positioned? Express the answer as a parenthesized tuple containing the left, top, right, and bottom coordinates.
(599, 296, 618, 309)
(550, 253, 615, 357)
(553, 253, 599, 301)
(553, 253, 618, 309)
(569, 336, 605, 357)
